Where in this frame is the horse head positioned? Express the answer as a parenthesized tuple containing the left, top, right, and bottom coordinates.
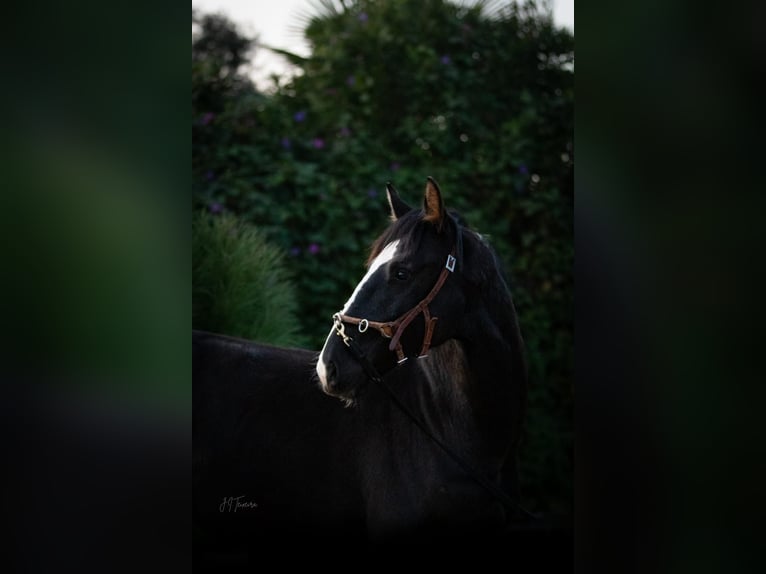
(317, 177, 473, 403)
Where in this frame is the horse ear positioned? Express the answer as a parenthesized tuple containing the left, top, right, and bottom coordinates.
(423, 176, 446, 231)
(386, 182, 412, 221)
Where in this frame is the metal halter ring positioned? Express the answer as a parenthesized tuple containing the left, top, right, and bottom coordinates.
(358, 319, 369, 333)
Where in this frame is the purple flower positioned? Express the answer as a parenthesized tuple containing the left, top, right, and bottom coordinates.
(205, 170, 215, 181)
(201, 112, 215, 126)
(358, 12, 368, 22)
(308, 243, 321, 255)
(339, 126, 351, 137)
(390, 162, 401, 171)
(440, 55, 451, 65)
(281, 137, 291, 149)
(312, 138, 325, 149)
(209, 202, 223, 214)
(346, 75, 355, 86)
(367, 188, 378, 198)
(293, 110, 307, 122)
(518, 164, 529, 175)
(289, 247, 301, 256)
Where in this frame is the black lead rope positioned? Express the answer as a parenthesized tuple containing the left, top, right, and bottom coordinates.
(343, 337, 537, 521)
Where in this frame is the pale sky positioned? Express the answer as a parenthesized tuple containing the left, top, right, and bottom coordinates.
(193, 0, 574, 89)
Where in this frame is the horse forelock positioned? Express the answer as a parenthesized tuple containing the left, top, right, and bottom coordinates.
(365, 210, 424, 267)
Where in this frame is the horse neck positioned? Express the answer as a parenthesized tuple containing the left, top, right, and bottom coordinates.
(366, 329, 518, 469)
(355, 341, 481, 519)
(354, 323, 523, 525)
(413, 339, 477, 447)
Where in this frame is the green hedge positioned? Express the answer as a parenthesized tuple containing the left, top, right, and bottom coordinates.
(192, 212, 305, 348)
(192, 0, 572, 515)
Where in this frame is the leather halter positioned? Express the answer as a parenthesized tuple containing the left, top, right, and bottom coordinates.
(332, 248, 457, 363)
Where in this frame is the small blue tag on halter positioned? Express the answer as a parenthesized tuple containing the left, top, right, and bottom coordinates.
(445, 254, 456, 272)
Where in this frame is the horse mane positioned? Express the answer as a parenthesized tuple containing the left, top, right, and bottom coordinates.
(463, 230, 522, 343)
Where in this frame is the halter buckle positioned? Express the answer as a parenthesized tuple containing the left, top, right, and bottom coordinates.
(358, 319, 369, 333)
(446, 254, 456, 272)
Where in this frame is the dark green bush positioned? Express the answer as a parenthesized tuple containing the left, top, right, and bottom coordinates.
(192, 212, 305, 348)
(192, 0, 572, 515)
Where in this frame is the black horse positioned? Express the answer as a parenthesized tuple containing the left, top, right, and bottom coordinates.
(193, 178, 527, 552)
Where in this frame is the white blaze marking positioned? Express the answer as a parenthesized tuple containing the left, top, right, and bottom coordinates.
(340, 240, 400, 314)
(316, 240, 400, 390)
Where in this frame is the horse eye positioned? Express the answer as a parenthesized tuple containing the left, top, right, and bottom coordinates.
(395, 268, 410, 281)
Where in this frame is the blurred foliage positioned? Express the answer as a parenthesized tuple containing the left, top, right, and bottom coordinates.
(192, 212, 306, 348)
(192, 1, 572, 514)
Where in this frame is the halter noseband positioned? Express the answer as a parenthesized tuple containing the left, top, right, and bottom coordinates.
(332, 243, 459, 364)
